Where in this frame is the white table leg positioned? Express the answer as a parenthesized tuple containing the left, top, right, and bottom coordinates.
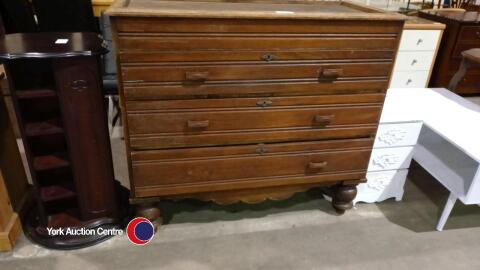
(436, 193, 457, 231)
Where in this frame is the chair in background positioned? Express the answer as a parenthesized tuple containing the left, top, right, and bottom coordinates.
(99, 12, 121, 136)
(449, 49, 480, 92)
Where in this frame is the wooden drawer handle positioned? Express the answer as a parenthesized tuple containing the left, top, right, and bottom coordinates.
(185, 71, 209, 82)
(476, 31, 480, 39)
(314, 115, 334, 125)
(320, 68, 343, 79)
(187, 120, 210, 129)
(308, 161, 328, 170)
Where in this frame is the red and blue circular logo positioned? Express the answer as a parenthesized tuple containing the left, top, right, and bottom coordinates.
(126, 217, 155, 245)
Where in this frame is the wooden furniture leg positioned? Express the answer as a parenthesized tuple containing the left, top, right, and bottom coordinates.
(332, 184, 357, 215)
(448, 58, 471, 92)
(436, 193, 457, 231)
(448, 49, 480, 92)
(0, 171, 22, 252)
(136, 202, 162, 230)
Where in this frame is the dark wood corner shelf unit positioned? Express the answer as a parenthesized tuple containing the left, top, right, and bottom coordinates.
(0, 32, 126, 249)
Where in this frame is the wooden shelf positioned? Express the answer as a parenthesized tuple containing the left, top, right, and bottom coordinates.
(25, 121, 63, 137)
(16, 88, 55, 99)
(40, 184, 75, 203)
(33, 155, 69, 171)
(47, 208, 84, 229)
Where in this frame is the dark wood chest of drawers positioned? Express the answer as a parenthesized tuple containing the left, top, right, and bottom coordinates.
(419, 10, 480, 95)
(108, 0, 404, 220)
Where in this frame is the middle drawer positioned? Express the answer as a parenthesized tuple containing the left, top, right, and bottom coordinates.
(121, 62, 392, 83)
(126, 95, 382, 149)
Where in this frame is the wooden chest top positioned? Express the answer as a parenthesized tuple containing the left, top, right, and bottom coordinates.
(107, 0, 405, 21)
(419, 10, 480, 24)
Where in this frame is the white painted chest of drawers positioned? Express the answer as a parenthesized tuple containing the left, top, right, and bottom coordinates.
(355, 18, 445, 205)
(390, 28, 442, 88)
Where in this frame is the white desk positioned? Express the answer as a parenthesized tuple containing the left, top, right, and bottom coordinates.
(367, 88, 480, 231)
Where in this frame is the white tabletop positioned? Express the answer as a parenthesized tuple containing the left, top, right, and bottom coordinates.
(381, 88, 480, 162)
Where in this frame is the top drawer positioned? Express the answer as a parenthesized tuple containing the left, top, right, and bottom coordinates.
(458, 26, 480, 42)
(113, 18, 403, 34)
(398, 30, 441, 51)
(117, 35, 398, 51)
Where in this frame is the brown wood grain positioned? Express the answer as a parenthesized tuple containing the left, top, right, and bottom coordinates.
(123, 80, 389, 100)
(121, 62, 392, 83)
(106, 0, 406, 21)
(127, 104, 381, 135)
(53, 57, 117, 221)
(457, 26, 480, 41)
(119, 50, 395, 63)
(129, 125, 378, 150)
(131, 138, 371, 194)
(134, 171, 367, 198)
(113, 18, 403, 34)
(132, 137, 374, 160)
(118, 36, 398, 51)
(126, 93, 385, 111)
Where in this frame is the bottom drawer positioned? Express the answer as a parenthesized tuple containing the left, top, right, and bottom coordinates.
(389, 70, 429, 88)
(131, 139, 373, 197)
(354, 169, 408, 204)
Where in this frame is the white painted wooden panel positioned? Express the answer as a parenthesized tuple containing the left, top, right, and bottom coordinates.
(465, 167, 480, 204)
(381, 88, 427, 123)
(368, 146, 414, 172)
(374, 122, 423, 148)
(389, 70, 429, 88)
(414, 125, 479, 203)
(398, 30, 441, 51)
(393, 51, 435, 71)
(354, 169, 408, 205)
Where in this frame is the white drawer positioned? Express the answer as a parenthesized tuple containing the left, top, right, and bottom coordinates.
(393, 51, 435, 71)
(368, 146, 414, 171)
(374, 122, 423, 148)
(398, 30, 441, 51)
(354, 169, 408, 204)
(389, 70, 429, 88)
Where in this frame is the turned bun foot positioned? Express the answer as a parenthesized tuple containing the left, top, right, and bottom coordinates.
(332, 184, 357, 215)
(136, 202, 162, 231)
(152, 218, 163, 231)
